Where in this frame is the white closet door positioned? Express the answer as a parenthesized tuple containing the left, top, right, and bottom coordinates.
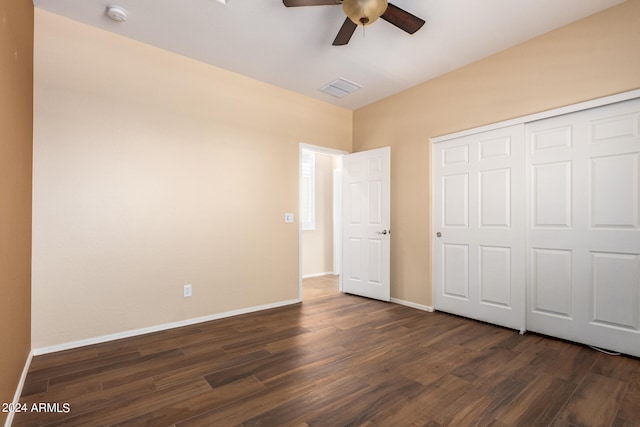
(526, 98, 640, 357)
(433, 125, 526, 331)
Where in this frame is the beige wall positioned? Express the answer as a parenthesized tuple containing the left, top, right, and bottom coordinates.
(0, 0, 33, 421)
(32, 10, 352, 349)
(353, 0, 640, 306)
(302, 153, 336, 276)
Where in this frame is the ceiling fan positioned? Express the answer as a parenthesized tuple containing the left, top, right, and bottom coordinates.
(283, 0, 426, 46)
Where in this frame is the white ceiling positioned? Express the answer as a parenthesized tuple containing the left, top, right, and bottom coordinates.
(33, 0, 625, 110)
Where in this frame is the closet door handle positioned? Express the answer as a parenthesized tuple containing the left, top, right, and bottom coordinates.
(436, 232, 442, 238)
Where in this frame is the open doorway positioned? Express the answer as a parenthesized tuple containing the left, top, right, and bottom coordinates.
(299, 144, 347, 300)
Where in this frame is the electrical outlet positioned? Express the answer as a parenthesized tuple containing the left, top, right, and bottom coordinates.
(284, 213, 294, 223)
(183, 284, 192, 298)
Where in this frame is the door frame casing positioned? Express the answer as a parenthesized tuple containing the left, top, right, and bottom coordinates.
(298, 143, 348, 300)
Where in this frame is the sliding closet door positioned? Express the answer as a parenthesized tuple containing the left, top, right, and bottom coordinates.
(433, 125, 526, 331)
(526, 98, 640, 357)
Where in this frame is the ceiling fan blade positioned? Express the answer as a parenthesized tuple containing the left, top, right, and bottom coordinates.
(332, 17, 357, 46)
(381, 3, 425, 34)
(283, 0, 341, 6)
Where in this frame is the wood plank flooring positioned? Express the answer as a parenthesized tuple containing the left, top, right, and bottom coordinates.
(13, 275, 640, 426)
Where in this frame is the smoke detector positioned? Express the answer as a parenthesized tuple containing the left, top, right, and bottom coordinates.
(106, 5, 128, 22)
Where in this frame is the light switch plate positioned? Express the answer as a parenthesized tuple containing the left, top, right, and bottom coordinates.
(284, 213, 294, 223)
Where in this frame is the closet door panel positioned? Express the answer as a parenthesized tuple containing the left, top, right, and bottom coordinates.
(479, 245, 511, 307)
(531, 161, 572, 228)
(526, 98, 640, 357)
(479, 168, 511, 228)
(433, 125, 526, 331)
(590, 153, 639, 229)
(591, 252, 640, 331)
(531, 248, 573, 319)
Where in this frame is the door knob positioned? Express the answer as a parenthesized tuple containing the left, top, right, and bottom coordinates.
(436, 232, 442, 238)
(377, 230, 388, 235)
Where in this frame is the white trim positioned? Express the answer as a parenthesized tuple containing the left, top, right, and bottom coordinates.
(4, 351, 33, 427)
(32, 299, 301, 356)
(300, 149, 316, 231)
(299, 143, 349, 157)
(391, 298, 435, 313)
(302, 272, 335, 279)
(332, 167, 343, 277)
(431, 89, 640, 144)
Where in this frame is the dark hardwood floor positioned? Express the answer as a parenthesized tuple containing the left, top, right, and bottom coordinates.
(13, 275, 640, 426)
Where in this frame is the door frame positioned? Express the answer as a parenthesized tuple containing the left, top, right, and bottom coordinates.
(298, 143, 348, 300)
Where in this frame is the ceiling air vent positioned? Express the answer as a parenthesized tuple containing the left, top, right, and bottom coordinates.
(319, 77, 361, 98)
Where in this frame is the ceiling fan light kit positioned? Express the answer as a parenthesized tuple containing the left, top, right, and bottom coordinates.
(343, 0, 388, 26)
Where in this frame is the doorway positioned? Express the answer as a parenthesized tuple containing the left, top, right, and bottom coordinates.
(298, 143, 347, 300)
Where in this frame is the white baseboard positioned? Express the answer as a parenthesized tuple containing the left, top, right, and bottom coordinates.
(302, 272, 335, 279)
(32, 298, 301, 356)
(29, 295, 431, 355)
(4, 351, 33, 427)
(390, 298, 434, 313)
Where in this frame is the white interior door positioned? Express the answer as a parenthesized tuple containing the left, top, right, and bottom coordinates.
(342, 147, 390, 301)
(526, 98, 640, 357)
(433, 125, 526, 331)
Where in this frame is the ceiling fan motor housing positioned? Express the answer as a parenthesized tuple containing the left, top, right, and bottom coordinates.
(343, 0, 388, 26)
